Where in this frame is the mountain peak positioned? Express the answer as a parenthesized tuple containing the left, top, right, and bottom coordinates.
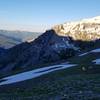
(53, 16, 100, 41)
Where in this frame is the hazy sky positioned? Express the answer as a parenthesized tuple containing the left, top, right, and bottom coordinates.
(0, 0, 100, 32)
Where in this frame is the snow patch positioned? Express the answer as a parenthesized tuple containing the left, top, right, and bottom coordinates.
(0, 63, 76, 86)
(92, 59, 100, 65)
(79, 52, 89, 56)
(91, 48, 100, 53)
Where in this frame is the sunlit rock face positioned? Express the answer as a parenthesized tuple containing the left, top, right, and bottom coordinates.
(53, 16, 100, 41)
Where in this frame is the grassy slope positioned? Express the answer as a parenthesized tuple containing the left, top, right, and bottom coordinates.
(0, 49, 100, 100)
(0, 74, 100, 100)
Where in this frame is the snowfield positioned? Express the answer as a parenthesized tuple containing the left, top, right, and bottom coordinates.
(0, 63, 76, 86)
(93, 59, 100, 65)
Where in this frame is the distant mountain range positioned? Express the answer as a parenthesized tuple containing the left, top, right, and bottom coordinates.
(0, 30, 41, 49)
(0, 34, 21, 49)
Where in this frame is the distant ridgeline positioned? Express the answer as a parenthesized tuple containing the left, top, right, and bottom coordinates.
(0, 30, 41, 49)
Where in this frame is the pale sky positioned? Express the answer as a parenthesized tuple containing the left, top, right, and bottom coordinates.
(0, 0, 100, 32)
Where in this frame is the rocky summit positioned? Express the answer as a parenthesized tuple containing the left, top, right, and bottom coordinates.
(53, 16, 100, 41)
(0, 16, 100, 73)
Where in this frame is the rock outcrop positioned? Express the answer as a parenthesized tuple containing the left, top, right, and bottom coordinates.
(53, 16, 100, 41)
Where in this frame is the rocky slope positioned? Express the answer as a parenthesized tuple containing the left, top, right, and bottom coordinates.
(0, 47, 5, 55)
(53, 16, 100, 41)
(0, 16, 100, 73)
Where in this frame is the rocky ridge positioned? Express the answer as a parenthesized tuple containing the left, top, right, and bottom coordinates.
(53, 16, 100, 41)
